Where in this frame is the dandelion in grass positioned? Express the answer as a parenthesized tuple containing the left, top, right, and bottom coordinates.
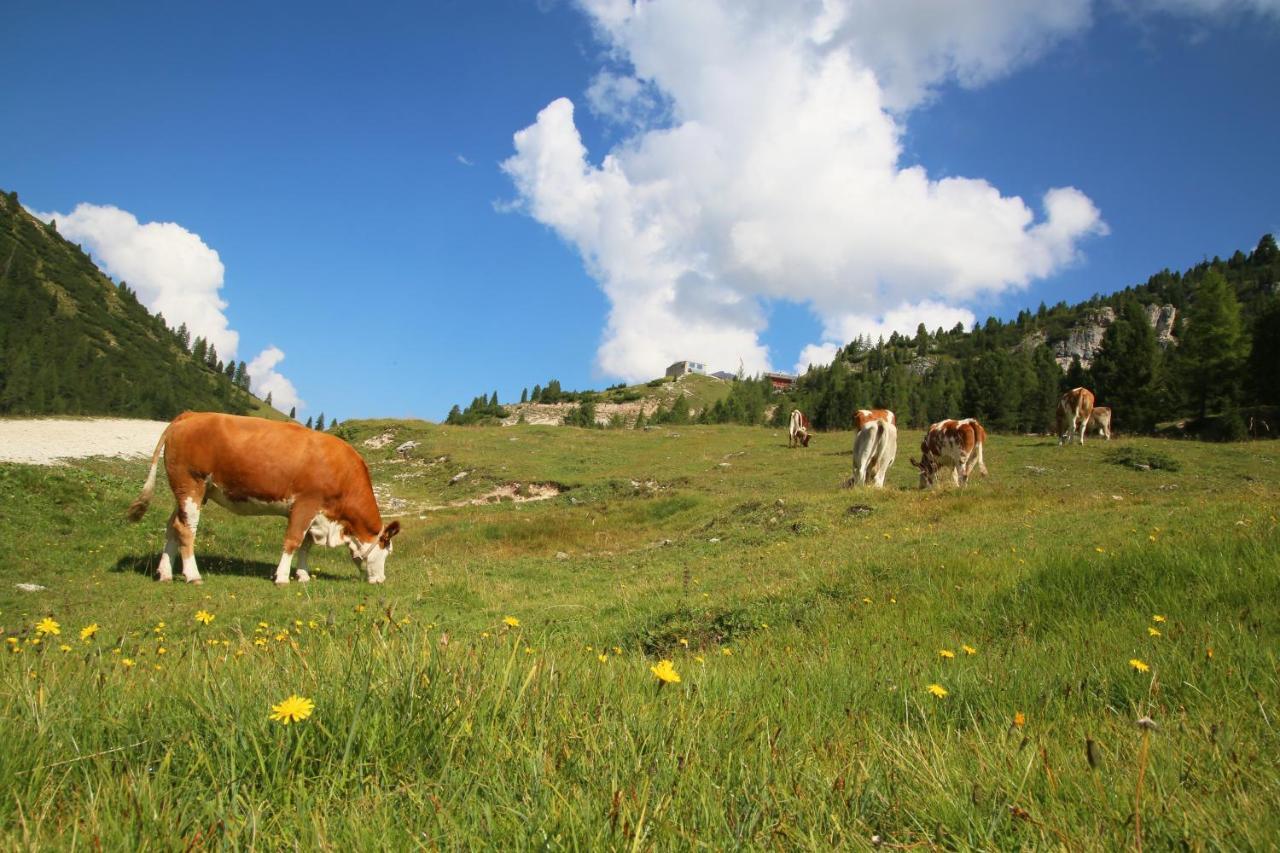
(721, 647, 733, 656)
(35, 617, 61, 636)
(1148, 627, 1161, 637)
(679, 638, 689, 647)
(524, 647, 534, 655)
(862, 597, 872, 604)
(927, 684, 948, 698)
(269, 694, 315, 725)
(121, 658, 136, 668)
(1152, 615, 1166, 623)
(254, 638, 267, 647)
(939, 649, 955, 659)
(598, 653, 608, 663)
(503, 616, 520, 628)
(1013, 711, 1026, 727)
(1206, 648, 1214, 659)
(59, 644, 72, 653)
(1129, 658, 1150, 673)
(354, 604, 366, 613)
(962, 645, 977, 655)
(5, 637, 17, 647)
(651, 659, 681, 684)
(194, 610, 215, 626)
(694, 655, 705, 664)
(83, 623, 101, 640)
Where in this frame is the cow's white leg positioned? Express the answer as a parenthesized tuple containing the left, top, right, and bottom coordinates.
(1078, 418, 1088, 445)
(295, 537, 312, 583)
(157, 510, 180, 582)
(274, 550, 294, 585)
(176, 498, 203, 584)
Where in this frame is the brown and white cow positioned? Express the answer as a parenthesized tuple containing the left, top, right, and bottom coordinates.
(1057, 387, 1096, 445)
(1088, 406, 1112, 440)
(851, 414, 897, 487)
(910, 418, 988, 489)
(126, 412, 401, 585)
(788, 409, 812, 447)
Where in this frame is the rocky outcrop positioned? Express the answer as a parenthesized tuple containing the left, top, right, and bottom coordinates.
(1047, 304, 1177, 371)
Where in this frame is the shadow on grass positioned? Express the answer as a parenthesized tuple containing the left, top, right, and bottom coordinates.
(111, 554, 360, 583)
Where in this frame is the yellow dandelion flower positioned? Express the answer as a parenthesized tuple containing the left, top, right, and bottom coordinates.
(1152, 615, 1166, 623)
(1147, 626, 1161, 637)
(121, 658, 136, 668)
(275, 632, 289, 642)
(927, 683, 948, 698)
(679, 638, 689, 647)
(111, 647, 121, 655)
(355, 604, 366, 613)
(1095, 547, 1105, 553)
(35, 617, 61, 636)
(650, 659, 681, 684)
(721, 647, 733, 656)
(862, 597, 872, 604)
(598, 653, 608, 663)
(31, 638, 42, 646)
(308, 620, 318, 630)
(613, 646, 622, 655)
(258, 621, 270, 629)
(235, 649, 245, 658)
(1206, 648, 1214, 659)
(194, 610, 215, 625)
(939, 649, 956, 659)
(694, 655, 705, 664)
(889, 597, 897, 604)
(962, 645, 977, 655)
(503, 616, 520, 628)
(5, 637, 17, 646)
(157, 647, 167, 655)
(480, 631, 490, 639)
(269, 694, 315, 725)
(59, 644, 72, 653)
(254, 638, 268, 647)
(524, 647, 534, 655)
(1013, 711, 1026, 727)
(1129, 658, 1150, 673)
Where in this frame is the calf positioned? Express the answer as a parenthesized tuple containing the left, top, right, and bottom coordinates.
(788, 409, 812, 447)
(910, 418, 988, 489)
(1088, 406, 1112, 440)
(1057, 387, 1096, 445)
(851, 417, 897, 487)
(126, 412, 401, 585)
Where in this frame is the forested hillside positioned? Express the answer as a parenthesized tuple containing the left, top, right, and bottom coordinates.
(0, 189, 275, 420)
(448, 234, 1280, 439)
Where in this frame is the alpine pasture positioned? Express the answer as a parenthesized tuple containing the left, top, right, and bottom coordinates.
(1, 421, 1277, 849)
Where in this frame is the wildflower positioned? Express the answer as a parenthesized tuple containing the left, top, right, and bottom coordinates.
(694, 655, 705, 664)
(862, 597, 872, 604)
(598, 654, 608, 663)
(294, 620, 303, 628)
(1206, 648, 1214, 659)
(5, 637, 17, 646)
(308, 620, 318, 630)
(60, 644, 72, 653)
(258, 621, 270, 629)
(480, 631, 490, 639)
(31, 638, 41, 646)
(1095, 547, 1105, 554)
(269, 694, 315, 725)
(153, 622, 166, 632)
(679, 638, 689, 647)
(275, 632, 289, 642)
(235, 649, 245, 658)
(503, 616, 520, 628)
(721, 647, 733, 656)
(254, 638, 268, 647)
(613, 647, 622, 656)
(651, 659, 681, 684)
(939, 649, 955, 659)
(962, 645, 977, 655)
(1129, 658, 1150, 673)
(1147, 627, 1161, 637)
(194, 610, 215, 626)
(355, 604, 366, 613)
(157, 647, 167, 655)
(927, 683, 948, 698)
(524, 647, 534, 655)
(35, 617, 61, 636)
(1152, 615, 1166, 623)
(889, 597, 897, 604)
(121, 658, 136, 668)
(1013, 711, 1026, 727)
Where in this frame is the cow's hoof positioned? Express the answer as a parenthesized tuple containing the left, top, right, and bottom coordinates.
(187, 578, 203, 585)
(157, 576, 173, 583)
(274, 581, 289, 587)
(296, 572, 311, 584)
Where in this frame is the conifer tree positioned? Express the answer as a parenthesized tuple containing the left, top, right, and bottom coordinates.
(1181, 269, 1248, 417)
(305, 416, 313, 428)
(315, 413, 325, 430)
(289, 406, 297, 419)
(1092, 298, 1161, 431)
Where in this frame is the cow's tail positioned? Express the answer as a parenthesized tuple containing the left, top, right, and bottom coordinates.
(126, 425, 170, 522)
(974, 435, 989, 477)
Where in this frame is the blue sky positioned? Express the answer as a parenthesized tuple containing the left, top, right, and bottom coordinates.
(4, 1, 1278, 421)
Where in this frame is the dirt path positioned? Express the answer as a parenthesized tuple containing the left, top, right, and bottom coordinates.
(0, 418, 168, 465)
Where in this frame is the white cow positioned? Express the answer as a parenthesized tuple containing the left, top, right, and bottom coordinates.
(788, 409, 812, 447)
(851, 418, 897, 487)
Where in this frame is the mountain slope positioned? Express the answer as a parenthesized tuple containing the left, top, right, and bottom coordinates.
(0, 189, 281, 420)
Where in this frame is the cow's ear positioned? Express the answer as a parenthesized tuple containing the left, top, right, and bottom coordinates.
(379, 520, 402, 547)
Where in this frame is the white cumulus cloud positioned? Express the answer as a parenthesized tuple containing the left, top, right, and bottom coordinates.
(247, 346, 304, 415)
(502, 0, 1111, 383)
(30, 202, 302, 413)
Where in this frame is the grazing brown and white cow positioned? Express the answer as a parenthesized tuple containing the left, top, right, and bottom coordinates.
(1088, 406, 1112, 440)
(1057, 387, 1096, 445)
(788, 409, 812, 447)
(910, 418, 988, 489)
(851, 415, 897, 487)
(126, 412, 401, 585)
(854, 409, 896, 431)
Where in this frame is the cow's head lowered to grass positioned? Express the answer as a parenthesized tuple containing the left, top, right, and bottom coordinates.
(351, 520, 401, 583)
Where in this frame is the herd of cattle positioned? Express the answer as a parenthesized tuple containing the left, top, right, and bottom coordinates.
(789, 386, 1112, 490)
(125, 389, 1112, 586)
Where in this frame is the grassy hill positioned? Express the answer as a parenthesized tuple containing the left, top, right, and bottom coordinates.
(1, 421, 1276, 847)
(0, 189, 283, 420)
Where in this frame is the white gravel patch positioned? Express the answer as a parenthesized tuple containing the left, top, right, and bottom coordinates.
(0, 418, 168, 466)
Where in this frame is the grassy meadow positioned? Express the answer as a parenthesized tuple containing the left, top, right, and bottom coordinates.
(1, 421, 1278, 849)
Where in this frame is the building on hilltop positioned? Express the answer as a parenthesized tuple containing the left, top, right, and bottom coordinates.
(763, 371, 796, 391)
(665, 360, 706, 378)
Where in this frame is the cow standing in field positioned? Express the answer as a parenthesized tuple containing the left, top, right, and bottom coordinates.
(910, 418, 988, 489)
(1088, 406, 1113, 440)
(788, 409, 812, 447)
(850, 410, 897, 487)
(1057, 387, 1096, 445)
(126, 412, 401, 585)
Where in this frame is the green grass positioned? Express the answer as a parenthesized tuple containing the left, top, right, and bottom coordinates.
(1, 424, 1278, 848)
